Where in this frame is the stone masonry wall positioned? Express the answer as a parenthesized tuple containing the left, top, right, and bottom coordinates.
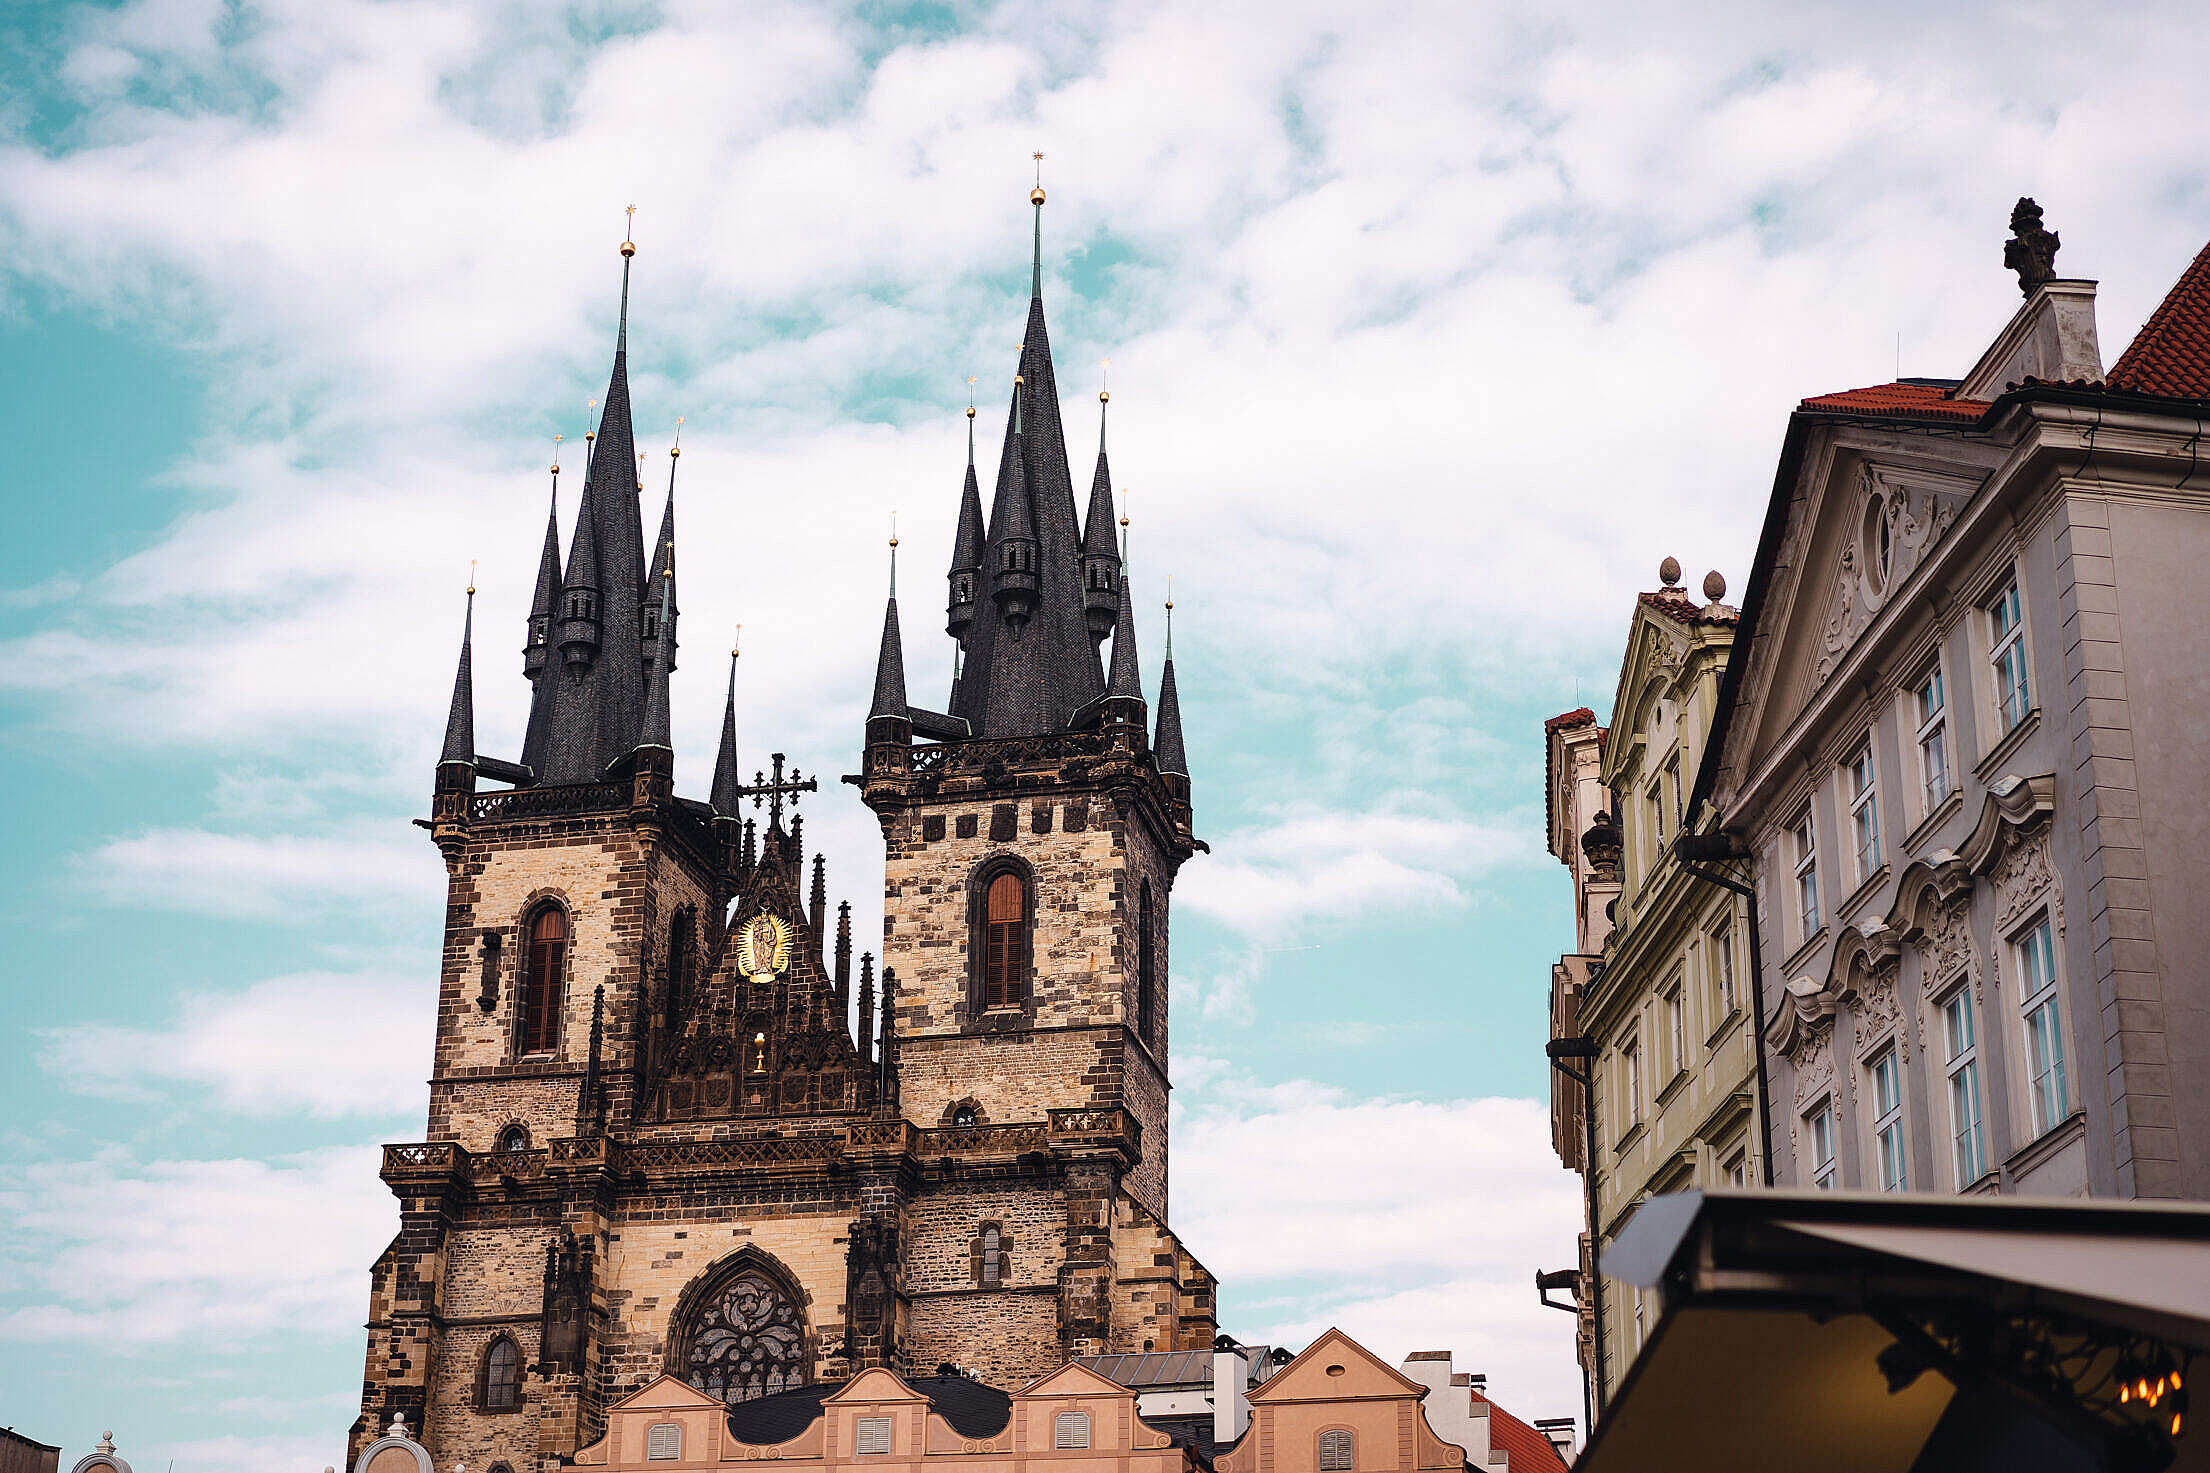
(903, 1179, 1069, 1385)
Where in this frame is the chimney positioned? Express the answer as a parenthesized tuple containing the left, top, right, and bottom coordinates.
(1212, 1343, 1252, 1447)
(1533, 1418, 1579, 1461)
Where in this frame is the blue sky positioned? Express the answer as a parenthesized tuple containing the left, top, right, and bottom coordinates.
(6, 1, 2210, 1468)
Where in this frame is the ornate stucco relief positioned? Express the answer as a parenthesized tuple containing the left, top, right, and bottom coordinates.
(1814, 466, 1961, 686)
(1990, 824, 2061, 938)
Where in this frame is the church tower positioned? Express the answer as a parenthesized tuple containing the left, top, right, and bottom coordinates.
(858, 174, 1206, 1373)
(352, 191, 1212, 1473)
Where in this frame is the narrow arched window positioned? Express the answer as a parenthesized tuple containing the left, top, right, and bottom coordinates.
(1137, 882, 1156, 1044)
(982, 871, 1027, 1007)
(666, 915, 691, 1023)
(519, 905, 568, 1055)
(953, 1104, 978, 1128)
(981, 1225, 1002, 1286)
(1054, 1412, 1091, 1450)
(1318, 1430, 1353, 1471)
(497, 1124, 530, 1153)
(481, 1335, 522, 1411)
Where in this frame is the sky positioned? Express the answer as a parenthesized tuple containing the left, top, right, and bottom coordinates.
(5, 0, 2210, 1467)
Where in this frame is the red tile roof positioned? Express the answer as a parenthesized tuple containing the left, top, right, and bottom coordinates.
(1474, 1393, 1571, 1473)
(1637, 590, 1738, 626)
(2108, 238, 2210, 399)
(1544, 708, 1601, 860)
(1797, 381, 1991, 422)
(1545, 707, 1596, 734)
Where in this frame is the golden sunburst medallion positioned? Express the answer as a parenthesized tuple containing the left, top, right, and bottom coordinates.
(735, 913, 792, 980)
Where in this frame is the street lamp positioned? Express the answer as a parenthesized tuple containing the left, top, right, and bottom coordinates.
(1546, 1033, 1605, 1430)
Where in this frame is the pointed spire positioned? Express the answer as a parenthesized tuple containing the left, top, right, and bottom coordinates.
(1030, 152, 1046, 298)
(1106, 556, 1144, 708)
(810, 854, 828, 945)
(947, 391, 986, 642)
(988, 372, 1040, 631)
(442, 577, 477, 766)
(711, 636, 742, 814)
(1082, 373, 1120, 643)
(869, 540, 909, 725)
(638, 559, 674, 751)
(834, 900, 853, 1013)
(618, 204, 636, 353)
(646, 420, 681, 673)
(857, 952, 876, 1066)
(1154, 590, 1187, 779)
(525, 438, 564, 680)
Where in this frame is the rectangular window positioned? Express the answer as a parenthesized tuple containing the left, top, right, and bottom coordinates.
(647, 1424, 683, 1462)
(1942, 990, 1988, 1186)
(1649, 782, 1667, 849)
(1915, 664, 1951, 811)
(1665, 754, 1684, 831)
(1622, 1035, 1643, 1129)
(855, 1418, 893, 1456)
(1805, 1099, 1838, 1189)
(1988, 577, 2031, 732)
(1848, 744, 1882, 880)
(2017, 915, 2069, 1136)
(1712, 924, 1737, 1016)
(1870, 1048, 1907, 1192)
(1663, 981, 1685, 1079)
(1724, 1149, 1748, 1188)
(1792, 811, 1821, 939)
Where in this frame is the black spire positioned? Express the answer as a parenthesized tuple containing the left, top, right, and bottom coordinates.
(1081, 388, 1120, 643)
(441, 584, 476, 767)
(869, 541, 909, 727)
(710, 643, 741, 815)
(538, 226, 651, 784)
(940, 182, 1106, 738)
(946, 401, 985, 644)
(1154, 598, 1187, 779)
(638, 561, 674, 753)
(519, 446, 564, 776)
(1103, 554, 1145, 722)
(645, 426, 680, 676)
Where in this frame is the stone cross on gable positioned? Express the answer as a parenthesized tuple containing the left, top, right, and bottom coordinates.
(734, 752, 818, 831)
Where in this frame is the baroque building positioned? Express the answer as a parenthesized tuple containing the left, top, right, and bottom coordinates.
(1693, 206, 2210, 1202)
(1540, 569, 1748, 1408)
(349, 187, 1214, 1471)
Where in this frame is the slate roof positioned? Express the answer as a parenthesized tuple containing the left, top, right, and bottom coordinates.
(2107, 237, 2210, 398)
(722, 1376, 1013, 1445)
(1796, 381, 1991, 423)
(441, 591, 475, 764)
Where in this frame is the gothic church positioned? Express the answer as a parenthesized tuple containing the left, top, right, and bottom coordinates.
(349, 186, 1213, 1471)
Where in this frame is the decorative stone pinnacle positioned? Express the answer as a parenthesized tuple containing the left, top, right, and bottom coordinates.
(2005, 197, 2060, 298)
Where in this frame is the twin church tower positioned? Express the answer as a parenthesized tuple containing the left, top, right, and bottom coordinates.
(352, 184, 1208, 1469)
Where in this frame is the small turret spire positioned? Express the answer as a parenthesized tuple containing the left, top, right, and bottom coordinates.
(646, 420, 681, 673)
(1081, 369, 1120, 643)
(869, 541, 909, 725)
(1155, 586, 1187, 779)
(989, 368, 1040, 632)
(710, 633, 742, 815)
(638, 557, 674, 751)
(947, 387, 987, 643)
(441, 574, 477, 766)
(1105, 547, 1144, 710)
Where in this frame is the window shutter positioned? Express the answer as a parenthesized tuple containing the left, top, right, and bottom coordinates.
(1319, 1430, 1354, 1471)
(855, 1417, 893, 1455)
(647, 1424, 682, 1461)
(1055, 1412, 1091, 1450)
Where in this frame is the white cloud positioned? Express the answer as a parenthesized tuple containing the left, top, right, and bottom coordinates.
(0, 1146, 395, 1349)
(41, 969, 431, 1119)
(75, 823, 443, 920)
(1175, 1081, 1584, 1419)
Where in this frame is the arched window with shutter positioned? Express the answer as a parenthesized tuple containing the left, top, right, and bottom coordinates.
(479, 1334, 523, 1412)
(497, 1124, 530, 1154)
(518, 904, 569, 1056)
(1318, 1429, 1354, 1471)
(971, 861, 1033, 1012)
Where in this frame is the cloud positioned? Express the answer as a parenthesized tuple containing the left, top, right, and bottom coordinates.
(40, 969, 431, 1119)
(0, 1145, 395, 1349)
(1175, 1080, 1584, 1417)
(73, 823, 443, 920)
(1179, 806, 1529, 938)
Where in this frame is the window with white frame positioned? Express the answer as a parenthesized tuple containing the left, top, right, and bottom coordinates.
(854, 1418, 893, 1456)
(1712, 923, 1737, 1017)
(1665, 754, 1684, 832)
(1792, 810, 1821, 939)
(1848, 743, 1882, 880)
(1723, 1148, 1748, 1188)
(1054, 1412, 1091, 1450)
(647, 1425, 683, 1462)
(1621, 1034, 1643, 1131)
(1941, 989, 1988, 1186)
(1914, 664, 1951, 811)
(1805, 1099, 1838, 1189)
(1663, 976, 1686, 1079)
(1869, 1047, 1907, 1191)
(1987, 576, 2031, 733)
(2017, 915, 2069, 1136)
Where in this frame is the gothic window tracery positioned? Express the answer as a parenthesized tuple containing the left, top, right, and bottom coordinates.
(518, 903, 568, 1056)
(677, 1262, 809, 1404)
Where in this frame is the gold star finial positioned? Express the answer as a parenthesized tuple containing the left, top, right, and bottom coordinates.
(467, 559, 477, 597)
(889, 510, 899, 550)
(1031, 152, 1045, 206)
(671, 415, 683, 457)
(622, 204, 636, 257)
(966, 374, 978, 418)
(1100, 358, 1110, 404)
